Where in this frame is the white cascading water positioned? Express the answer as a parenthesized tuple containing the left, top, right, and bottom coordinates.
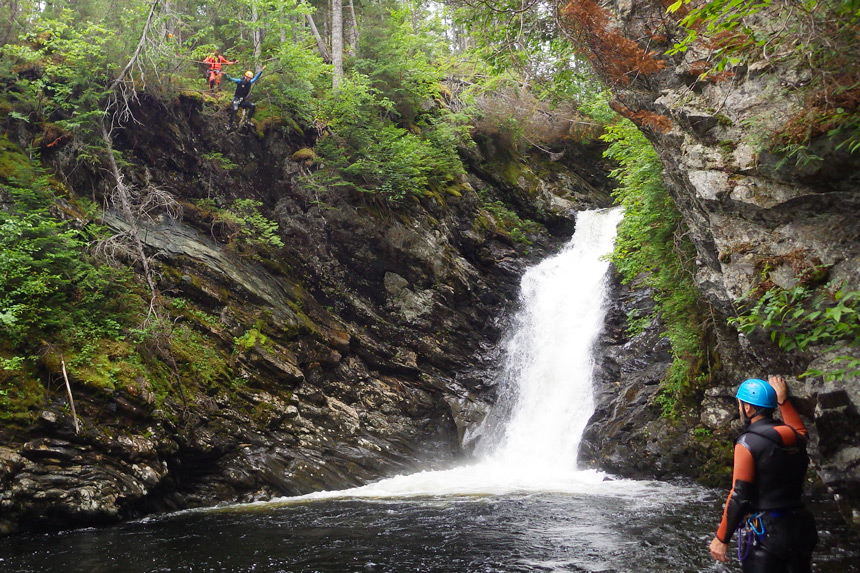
(269, 207, 630, 501)
(480, 207, 624, 474)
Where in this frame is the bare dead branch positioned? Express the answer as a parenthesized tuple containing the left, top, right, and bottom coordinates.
(104, 0, 161, 132)
(60, 356, 80, 434)
(110, 0, 161, 93)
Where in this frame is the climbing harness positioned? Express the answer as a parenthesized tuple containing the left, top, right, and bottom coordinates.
(736, 511, 766, 562)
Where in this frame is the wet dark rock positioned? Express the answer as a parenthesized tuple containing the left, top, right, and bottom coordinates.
(582, 270, 676, 477)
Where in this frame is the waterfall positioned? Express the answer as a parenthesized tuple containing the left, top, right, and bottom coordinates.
(273, 207, 624, 500)
(477, 207, 624, 474)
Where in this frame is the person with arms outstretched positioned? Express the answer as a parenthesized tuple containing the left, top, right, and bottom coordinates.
(224, 67, 264, 130)
(203, 51, 237, 92)
(710, 375, 818, 572)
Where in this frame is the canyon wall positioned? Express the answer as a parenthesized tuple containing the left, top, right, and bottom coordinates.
(576, 0, 860, 528)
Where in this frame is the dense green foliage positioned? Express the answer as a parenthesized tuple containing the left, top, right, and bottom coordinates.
(0, 186, 128, 348)
(603, 119, 708, 419)
(453, 0, 601, 104)
(307, 71, 468, 201)
(0, 142, 139, 421)
(195, 198, 285, 253)
(0, 144, 131, 346)
(730, 280, 860, 380)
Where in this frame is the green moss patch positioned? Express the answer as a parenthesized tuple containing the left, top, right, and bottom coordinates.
(0, 357, 46, 427)
(0, 136, 36, 184)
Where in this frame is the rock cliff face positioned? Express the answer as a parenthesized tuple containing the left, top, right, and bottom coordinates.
(0, 92, 612, 534)
(575, 0, 860, 528)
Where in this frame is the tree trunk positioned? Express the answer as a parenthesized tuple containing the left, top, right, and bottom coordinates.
(306, 13, 331, 62)
(1, 1, 24, 47)
(99, 124, 159, 308)
(331, 0, 343, 91)
(347, 0, 359, 56)
(251, 3, 263, 65)
(279, 9, 286, 44)
(60, 356, 79, 434)
(109, 0, 160, 93)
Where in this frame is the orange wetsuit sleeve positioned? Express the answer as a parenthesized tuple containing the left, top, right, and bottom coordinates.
(716, 443, 755, 543)
(778, 400, 807, 440)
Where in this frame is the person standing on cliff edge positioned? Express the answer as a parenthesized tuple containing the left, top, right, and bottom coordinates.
(203, 51, 237, 92)
(709, 375, 818, 572)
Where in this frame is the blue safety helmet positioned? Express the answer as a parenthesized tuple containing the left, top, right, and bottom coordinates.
(736, 378, 778, 408)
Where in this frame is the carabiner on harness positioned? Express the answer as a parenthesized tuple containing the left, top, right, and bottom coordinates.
(736, 512, 767, 562)
(748, 512, 766, 539)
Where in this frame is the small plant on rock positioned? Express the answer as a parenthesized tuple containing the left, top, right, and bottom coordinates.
(730, 277, 860, 381)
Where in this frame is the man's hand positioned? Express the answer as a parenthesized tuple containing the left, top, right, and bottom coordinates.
(768, 375, 788, 404)
(709, 536, 729, 562)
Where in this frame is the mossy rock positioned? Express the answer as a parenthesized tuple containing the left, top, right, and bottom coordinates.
(159, 264, 185, 284)
(178, 89, 208, 103)
(259, 116, 279, 134)
(252, 101, 273, 123)
(0, 360, 46, 427)
(0, 136, 36, 184)
(286, 302, 318, 337)
(282, 115, 303, 135)
(291, 147, 315, 162)
(695, 436, 734, 487)
(497, 159, 539, 195)
(66, 339, 144, 392)
(171, 325, 232, 386)
(444, 184, 463, 198)
(258, 256, 292, 276)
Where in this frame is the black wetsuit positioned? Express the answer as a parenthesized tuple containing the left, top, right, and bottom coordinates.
(718, 413, 818, 573)
(225, 70, 262, 127)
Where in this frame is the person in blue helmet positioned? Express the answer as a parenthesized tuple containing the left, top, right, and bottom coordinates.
(709, 375, 818, 572)
(224, 66, 265, 130)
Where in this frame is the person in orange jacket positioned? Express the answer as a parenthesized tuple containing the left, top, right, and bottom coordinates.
(203, 51, 237, 92)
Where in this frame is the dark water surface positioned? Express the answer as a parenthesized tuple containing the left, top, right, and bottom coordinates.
(1, 483, 857, 573)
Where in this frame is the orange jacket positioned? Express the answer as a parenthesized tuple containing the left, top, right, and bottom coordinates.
(203, 55, 235, 71)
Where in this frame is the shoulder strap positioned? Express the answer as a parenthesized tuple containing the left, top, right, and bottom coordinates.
(741, 424, 802, 448)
